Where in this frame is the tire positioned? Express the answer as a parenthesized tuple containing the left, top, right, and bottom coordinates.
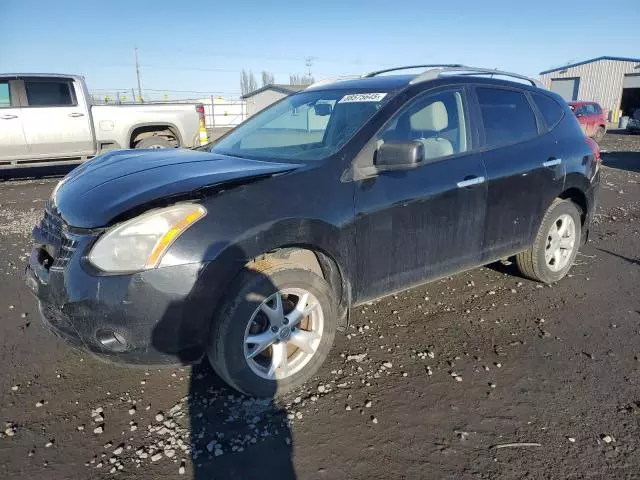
(208, 261, 337, 397)
(516, 199, 582, 284)
(594, 126, 605, 143)
(134, 136, 173, 149)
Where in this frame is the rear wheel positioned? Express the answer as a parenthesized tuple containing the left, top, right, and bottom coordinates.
(516, 199, 582, 283)
(134, 136, 173, 149)
(594, 126, 606, 143)
(207, 261, 337, 397)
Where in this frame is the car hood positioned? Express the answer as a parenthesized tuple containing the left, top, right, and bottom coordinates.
(54, 149, 300, 228)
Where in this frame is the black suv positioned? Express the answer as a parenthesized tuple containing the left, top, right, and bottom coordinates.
(26, 65, 601, 396)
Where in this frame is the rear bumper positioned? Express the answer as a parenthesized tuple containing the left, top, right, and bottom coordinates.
(25, 239, 213, 366)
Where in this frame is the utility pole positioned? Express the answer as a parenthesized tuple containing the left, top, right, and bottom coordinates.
(304, 56, 315, 79)
(134, 47, 143, 102)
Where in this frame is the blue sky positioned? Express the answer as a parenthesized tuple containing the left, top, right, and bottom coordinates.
(1, 0, 639, 100)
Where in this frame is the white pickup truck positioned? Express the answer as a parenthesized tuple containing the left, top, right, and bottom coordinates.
(0, 73, 205, 168)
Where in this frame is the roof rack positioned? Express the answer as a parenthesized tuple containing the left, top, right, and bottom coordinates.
(364, 64, 466, 77)
(410, 66, 543, 88)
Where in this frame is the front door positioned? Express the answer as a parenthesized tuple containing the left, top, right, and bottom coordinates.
(353, 87, 487, 303)
(0, 79, 30, 161)
(18, 78, 94, 158)
(474, 86, 566, 260)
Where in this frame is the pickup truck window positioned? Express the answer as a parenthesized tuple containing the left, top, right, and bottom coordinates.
(0, 82, 10, 107)
(25, 80, 75, 107)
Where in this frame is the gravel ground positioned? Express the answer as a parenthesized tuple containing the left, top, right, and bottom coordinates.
(0, 133, 639, 479)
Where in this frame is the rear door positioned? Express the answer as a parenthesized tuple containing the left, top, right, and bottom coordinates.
(474, 86, 565, 261)
(353, 86, 487, 302)
(18, 77, 94, 158)
(0, 79, 30, 161)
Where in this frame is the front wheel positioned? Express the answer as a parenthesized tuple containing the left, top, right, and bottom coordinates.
(516, 199, 582, 283)
(594, 126, 606, 143)
(207, 261, 337, 397)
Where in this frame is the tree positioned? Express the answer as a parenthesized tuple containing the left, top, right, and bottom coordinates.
(289, 74, 314, 86)
(240, 69, 258, 96)
(261, 71, 274, 87)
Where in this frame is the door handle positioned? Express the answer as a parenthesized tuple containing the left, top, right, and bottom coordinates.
(457, 176, 485, 188)
(543, 158, 562, 167)
(1, 114, 18, 120)
(68, 113, 85, 117)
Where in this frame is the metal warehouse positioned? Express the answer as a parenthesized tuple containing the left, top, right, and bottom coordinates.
(540, 56, 640, 124)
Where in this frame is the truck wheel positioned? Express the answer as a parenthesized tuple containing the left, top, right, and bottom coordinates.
(208, 261, 337, 397)
(516, 199, 582, 284)
(594, 126, 605, 143)
(134, 136, 173, 149)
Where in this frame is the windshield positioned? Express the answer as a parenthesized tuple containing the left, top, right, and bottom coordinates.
(211, 89, 392, 161)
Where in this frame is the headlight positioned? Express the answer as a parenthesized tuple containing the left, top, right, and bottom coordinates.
(88, 203, 206, 273)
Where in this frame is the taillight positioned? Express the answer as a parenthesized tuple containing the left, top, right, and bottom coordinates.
(195, 104, 205, 121)
(586, 137, 601, 163)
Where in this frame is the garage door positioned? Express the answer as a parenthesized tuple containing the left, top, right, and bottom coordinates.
(551, 78, 580, 101)
(623, 74, 640, 88)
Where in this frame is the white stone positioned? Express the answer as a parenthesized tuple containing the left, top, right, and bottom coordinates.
(165, 449, 176, 458)
(155, 413, 164, 422)
(93, 426, 103, 434)
(151, 452, 163, 462)
(113, 446, 123, 455)
(35, 401, 44, 408)
(179, 466, 186, 475)
(94, 415, 104, 423)
(11, 386, 18, 391)
(128, 408, 136, 415)
(383, 362, 393, 369)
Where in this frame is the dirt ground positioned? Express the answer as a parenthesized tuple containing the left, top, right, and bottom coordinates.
(0, 133, 638, 479)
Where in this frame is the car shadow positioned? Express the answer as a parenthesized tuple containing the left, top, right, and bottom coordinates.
(485, 258, 525, 279)
(601, 151, 640, 174)
(595, 247, 640, 266)
(151, 244, 296, 479)
(0, 163, 78, 181)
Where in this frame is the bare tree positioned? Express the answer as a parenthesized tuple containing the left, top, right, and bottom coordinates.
(261, 71, 274, 86)
(289, 74, 314, 86)
(240, 69, 258, 96)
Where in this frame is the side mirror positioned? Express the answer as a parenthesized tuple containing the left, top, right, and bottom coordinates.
(375, 141, 424, 171)
(314, 103, 332, 116)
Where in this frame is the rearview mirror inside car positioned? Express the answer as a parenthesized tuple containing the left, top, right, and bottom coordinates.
(314, 103, 333, 116)
(375, 141, 424, 171)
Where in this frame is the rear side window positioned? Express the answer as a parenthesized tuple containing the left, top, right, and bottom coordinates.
(532, 93, 564, 130)
(25, 80, 75, 106)
(476, 87, 538, 149)
(0, 82, 10, 107)
(592, 103, 602, 114)
(585, 104, 596, 115)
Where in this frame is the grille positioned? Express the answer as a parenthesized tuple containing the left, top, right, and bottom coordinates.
(38, 200, 78, 269)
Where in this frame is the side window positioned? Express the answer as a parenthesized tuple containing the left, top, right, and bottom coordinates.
(532, 93, 564, 130)
(476, 87, 538, 148)
(592, 103, 602, 114)
(0, 82, 11, 107)
(377, 89, 467, 160)
(25, 80, 75, 106)
(585, 104, 596, 115)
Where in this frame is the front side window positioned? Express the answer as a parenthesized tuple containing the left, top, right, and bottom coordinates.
(585, 104, 596, 115)
(592, 103, 602, 114)
(532, 93, 564, 130)
(376, 89, 467, 160)
(476, 87, 538, 148)
(212, 89, 391, 161)
(0, 82, 10, 107)
(25, 80, 75, 106)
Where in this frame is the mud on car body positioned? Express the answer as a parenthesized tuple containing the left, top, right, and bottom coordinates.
(26, 65, 601, 397)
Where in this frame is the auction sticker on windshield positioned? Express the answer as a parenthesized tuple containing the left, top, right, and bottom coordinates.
(338, 93, 387, 103)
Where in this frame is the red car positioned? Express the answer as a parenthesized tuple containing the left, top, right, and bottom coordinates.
(568, 101, 607, 142)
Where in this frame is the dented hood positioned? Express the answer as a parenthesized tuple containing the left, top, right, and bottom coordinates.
(54, 148, 299, 228)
